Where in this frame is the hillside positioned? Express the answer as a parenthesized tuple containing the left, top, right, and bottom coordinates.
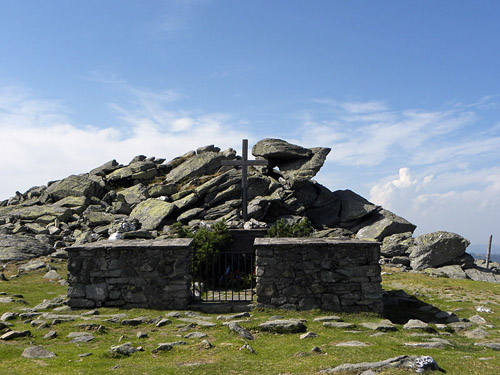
(0, 258, 499, 374)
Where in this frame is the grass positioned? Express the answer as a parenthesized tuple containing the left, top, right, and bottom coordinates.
(0, 261, 499, 374)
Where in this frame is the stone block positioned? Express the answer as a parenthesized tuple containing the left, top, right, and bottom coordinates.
(67, 283, 86, 298)
(86, 283, 107, 301)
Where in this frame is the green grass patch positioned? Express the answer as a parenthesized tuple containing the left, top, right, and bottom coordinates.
(0, 262, 499, 374)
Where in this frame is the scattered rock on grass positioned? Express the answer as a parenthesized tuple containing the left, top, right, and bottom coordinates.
(184, 332, 207, 339)
(474, 341, 500, 350)
(360, 321, 397, 332)
(319, 355, 441, 373)
(110, 343, 142, 356)
(1, 330, 31, 340)
(300, 332, 318, 339)
(336, 341, 369, 347)
(21, 346, 56, 359)
(226, 322, 254, 340)
(239, 344, 256, 354)
(323, 322, 356, 329)
(258, 319, 307, 333)
(43, 330, 57, 339)
(152, 343, 173, 353)
(403, 319, 435, 332)
(1, 312, 17, 321)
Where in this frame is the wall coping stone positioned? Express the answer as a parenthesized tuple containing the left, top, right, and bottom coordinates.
(66, 238, 193, 251)
(254, 238, 380, 247)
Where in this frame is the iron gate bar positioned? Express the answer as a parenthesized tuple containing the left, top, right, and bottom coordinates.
(190, 249, 255, 303)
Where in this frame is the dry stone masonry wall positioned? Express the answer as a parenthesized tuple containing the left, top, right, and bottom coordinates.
(255, 238, 383, 313)
(66, 239, 192, 310)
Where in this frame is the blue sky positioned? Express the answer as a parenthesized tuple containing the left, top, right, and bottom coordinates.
(1, 1, 499, 250)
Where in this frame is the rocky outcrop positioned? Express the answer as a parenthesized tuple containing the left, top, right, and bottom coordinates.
(0, 234, 54, 261)
(252, 139, 330, 184)
(46, 174, 105, 201)
(1, 137, 479, 280)
(356, 210, 416, 241)
(409, 231, 470, 270)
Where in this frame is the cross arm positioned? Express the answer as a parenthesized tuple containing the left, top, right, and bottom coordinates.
(221, 159, 268, 166)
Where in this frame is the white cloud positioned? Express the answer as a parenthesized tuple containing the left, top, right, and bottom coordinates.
(369, 167, 500, 244)
(0, 85, 248, 200)
(341, 100, 387, 114)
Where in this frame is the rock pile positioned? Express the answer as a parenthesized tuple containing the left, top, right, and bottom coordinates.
(0, 138, 495, 282)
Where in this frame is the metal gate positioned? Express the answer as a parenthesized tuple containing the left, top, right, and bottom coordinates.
(190, 249, 255, 302)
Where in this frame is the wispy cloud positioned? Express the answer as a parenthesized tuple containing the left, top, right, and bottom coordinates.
(0, 83, 249, 200)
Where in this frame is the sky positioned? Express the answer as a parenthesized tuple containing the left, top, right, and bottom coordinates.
(0, 1, 499, 251)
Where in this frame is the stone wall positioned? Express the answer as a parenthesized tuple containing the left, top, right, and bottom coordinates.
(254, 238, 383, 313)
(66, 239, 192, 310)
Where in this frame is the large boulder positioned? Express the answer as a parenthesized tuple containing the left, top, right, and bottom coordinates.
(332, 190, 378, 225)
(252, 139, 312, 159)
(0, 234, 54, 261)
(252, 139, 330, 183)
(380, 232, 414, 257)
(165, 152, 228, 184)
(355, 209, 416, 241)
(300, 182, 341, 228)
(46, 175, 104, 201)
(0, 204, 73, 223)
(409, 231, 470, 271)
(129, 198, 176, 230)
(89, 159, 120, 176)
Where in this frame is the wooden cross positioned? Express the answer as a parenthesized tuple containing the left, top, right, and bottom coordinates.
(221, 139, 268, 222)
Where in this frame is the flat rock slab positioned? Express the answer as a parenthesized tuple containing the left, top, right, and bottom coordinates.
(403, 319, 434, 332)
(313, 316, 342, 323)
(110, 342, 141, 356)
(404, 342, 445, 349)
(300, 332, 318, 339)
(121, 317, 147, 326)
(319, 355, 440, 373)
(1, 312, 18, 321)
(448, 322, 473, 331)
(22, 346, 56, 359)
(1, 330, 31, 340)
(67, 332, 95, 343)
(152, 343, 173, 352)
(469, 315, 488, 325)
(184, 332, 207, 339)
(226, 322, 254, 340)
(0, 297, 15, 303)
(464, 327, 489, 339)
(335, 341, 369, 347)
(217, 312, 250, 321)
(360, 322, 397, 332)
(323, 322, 356, 329)
(474, 341, 500, 350)
(258, 319, 307, 334)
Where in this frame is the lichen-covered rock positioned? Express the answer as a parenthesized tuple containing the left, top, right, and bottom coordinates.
(21, 346, 56, 358)
(258, 319, 307, 333)
(117, 184, 148, 206)
(129, 198, 176, 230)
(380, 232, 414, 257)
(252, 138, 312, 159)
(46, 175, 104, 201)
(0, 234, 54, 261)
(356, 210, 416, 241)
(252, 139, 330, 183)
(89, 159, 120, 176)
(332, 190, 378, 224)
(166, 151, 228, 184)
(53, 196, 89, 214)
(409, 231, 470, 271)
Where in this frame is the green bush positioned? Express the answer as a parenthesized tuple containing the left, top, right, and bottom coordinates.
(171, 221, 233, 281)
(267, 217, 314, 237)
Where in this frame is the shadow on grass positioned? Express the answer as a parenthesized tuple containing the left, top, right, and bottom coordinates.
(382, 289, 456, 325)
